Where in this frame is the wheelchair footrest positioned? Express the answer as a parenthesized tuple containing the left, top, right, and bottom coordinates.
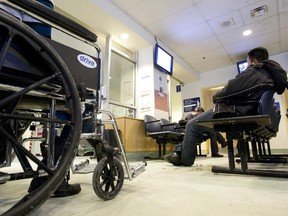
(73, 159, 96, 174)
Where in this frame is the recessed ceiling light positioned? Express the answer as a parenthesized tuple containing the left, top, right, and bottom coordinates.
(119, 33, 129, 40)
(243, 29, 252, 36)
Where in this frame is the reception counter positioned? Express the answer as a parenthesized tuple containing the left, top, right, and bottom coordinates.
(106, 117, 175, 154)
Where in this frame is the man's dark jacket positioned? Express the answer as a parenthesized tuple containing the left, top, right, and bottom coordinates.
(212, 60, 287, 116)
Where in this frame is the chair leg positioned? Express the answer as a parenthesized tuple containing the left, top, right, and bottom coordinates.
(227, 139, 235, 170)
(198, 144, 202, 155)
(251, 138, 258, 160)
(158, 144, 162, 158)
(162, 144, 166, 156)
(238, 138, 248, 171)
(266, 140, 272, 155)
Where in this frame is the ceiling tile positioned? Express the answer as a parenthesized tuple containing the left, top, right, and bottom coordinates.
(161, 22, 215, 50)
(184, 47, 232, 72)
(123, 0, 194, 27)
(279, 12, 288, 28)
(110, 0, 143, 11)
(278, 0, 288, 12)
(176, 37, 222, 58)
(280, 39, 288, 52)
(217, 16, 278, 46)
(196, 0, 236, 20)
(146, 5, 206, 39)
(208, 11, 244, 34)
(225, 31, 280, 60)
(196, 0, 260, 20)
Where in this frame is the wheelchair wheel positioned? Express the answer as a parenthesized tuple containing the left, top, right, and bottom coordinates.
(92, 157, 124, 200)
(0, 11, 81, 216)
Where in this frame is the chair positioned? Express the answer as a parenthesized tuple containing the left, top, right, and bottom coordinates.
(246, 91, 286, 163)
(196, 90, 288, 178)
(144, 115, 184, 159)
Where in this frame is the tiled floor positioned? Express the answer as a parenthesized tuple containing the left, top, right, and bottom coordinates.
(1, 155, 288, 216)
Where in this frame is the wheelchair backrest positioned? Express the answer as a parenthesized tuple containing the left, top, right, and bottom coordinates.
(46, 38, 101, 91)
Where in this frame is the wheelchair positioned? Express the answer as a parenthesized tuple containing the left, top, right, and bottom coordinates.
(0, 0, 146, 215)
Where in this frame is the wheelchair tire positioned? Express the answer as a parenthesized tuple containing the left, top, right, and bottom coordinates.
(92, 157, 124, 200)
(0, 10, 81, 216)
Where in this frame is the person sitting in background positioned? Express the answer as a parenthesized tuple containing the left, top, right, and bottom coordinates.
(175, 106, 227, 159)
(164, 47, 287, 166)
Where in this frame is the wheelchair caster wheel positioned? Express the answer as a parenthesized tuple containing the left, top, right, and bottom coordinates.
(92, 157, 124, 200)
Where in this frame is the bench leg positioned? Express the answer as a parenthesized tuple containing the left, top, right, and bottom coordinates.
(227, 140, 235, 170)
(238, 138, 248, 171)
(158, 144, 162, 158)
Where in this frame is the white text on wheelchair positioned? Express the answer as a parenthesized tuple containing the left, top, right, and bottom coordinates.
(77, 54, 97, 68)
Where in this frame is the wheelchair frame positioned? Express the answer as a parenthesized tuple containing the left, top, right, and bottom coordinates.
(0, 0, 146, 215)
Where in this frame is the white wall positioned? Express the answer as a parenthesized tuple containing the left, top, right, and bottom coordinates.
(170, 77, 183, 123)
(181, 52, 288, 150)
(136, 46, 155, 119)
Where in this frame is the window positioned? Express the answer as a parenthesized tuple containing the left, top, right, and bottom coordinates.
(109, 51, 136, 117)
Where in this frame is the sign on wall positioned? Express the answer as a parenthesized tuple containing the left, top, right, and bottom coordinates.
(183, 97, 201, 112)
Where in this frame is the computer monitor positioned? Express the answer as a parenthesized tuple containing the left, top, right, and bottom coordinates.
(237, 60, 248, 73)
(154, 44, 173, 75)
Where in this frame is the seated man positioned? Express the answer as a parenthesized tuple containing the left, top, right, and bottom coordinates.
(183, 106, 227, 157)
(164, 47, 287, 166)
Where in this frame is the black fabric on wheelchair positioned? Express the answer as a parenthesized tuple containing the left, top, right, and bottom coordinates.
(144, 115, 184, 159)
(196, 90, 288, 178)
(45, 38, 101, 90)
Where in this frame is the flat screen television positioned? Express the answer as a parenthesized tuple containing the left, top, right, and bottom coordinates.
(237, 60, 248, 73)
(154, 44, 173, 75)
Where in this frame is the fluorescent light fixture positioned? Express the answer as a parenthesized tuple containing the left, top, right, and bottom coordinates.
(243, 29, 252, 36)
(119, 33, 129, 40)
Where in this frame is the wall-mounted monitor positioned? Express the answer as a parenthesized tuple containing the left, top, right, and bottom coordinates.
(154, 44, 173, 75)
(237, 60, 248, 73)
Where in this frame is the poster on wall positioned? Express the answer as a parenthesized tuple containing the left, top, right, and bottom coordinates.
(139, 72, 153, 114)
(154, 71, 168, 112)
(183, 97, 201, 112)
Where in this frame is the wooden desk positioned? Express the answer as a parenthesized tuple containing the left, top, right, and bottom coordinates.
(106, 117, 175, 153)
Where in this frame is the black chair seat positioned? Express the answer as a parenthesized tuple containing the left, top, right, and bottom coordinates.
(144, 115, 184, 159)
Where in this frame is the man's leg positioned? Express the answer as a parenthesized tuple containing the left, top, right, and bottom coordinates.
(215, 131, 228, 148)
(205, 129, 222, 156)
(180, 109, 214, 166)
(28, 112, 81, 197)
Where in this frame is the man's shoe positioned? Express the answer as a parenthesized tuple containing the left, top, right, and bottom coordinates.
(221, 141, 228, 148)
(212, 153, 224, 157)
(53, 181, 81, 197)
(234, 153, 240, 157)
(163, 152, 182, 166)
(163, 153, 173, 163)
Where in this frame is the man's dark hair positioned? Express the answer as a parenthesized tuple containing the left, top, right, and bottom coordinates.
(247, 47, 269, 62)
(194, 106, 204, 113)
